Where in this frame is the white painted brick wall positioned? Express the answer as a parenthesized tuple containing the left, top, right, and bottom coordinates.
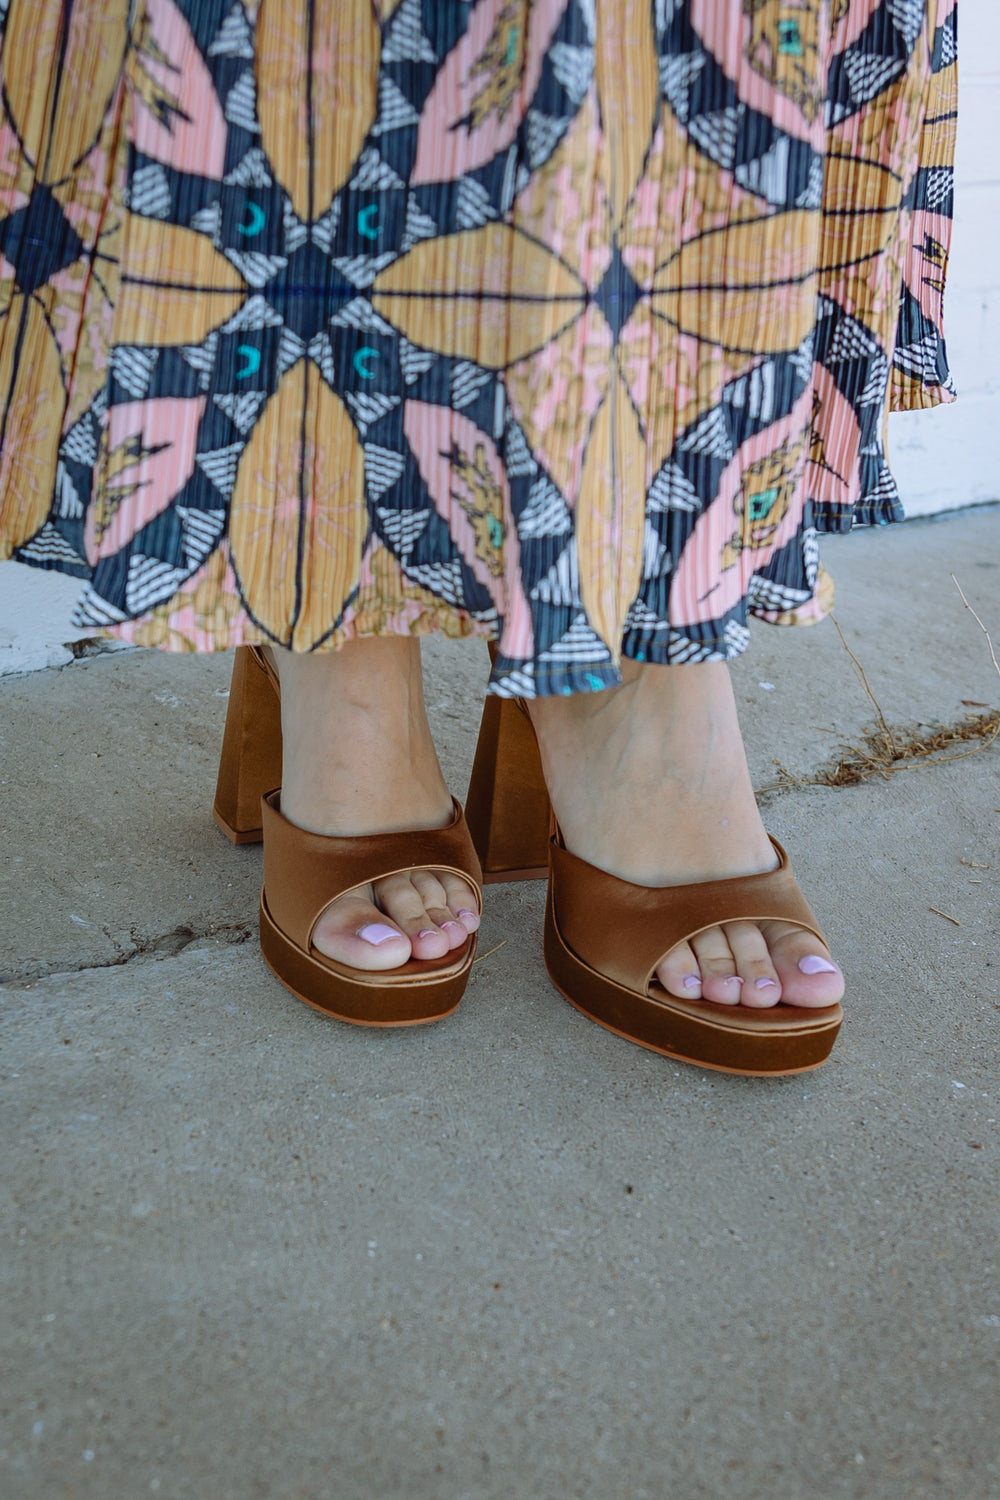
(890, 0, 1000, 516)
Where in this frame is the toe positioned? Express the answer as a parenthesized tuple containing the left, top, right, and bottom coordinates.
(689, 927, 744, 1005)
(656, 940, 704, 1000)
(311, 889, 413, 971)
(425, 906, 472, 951)
(762, 922, 845, 1007)
(372, 871, 453, 960)
(410, 868, 480, 941)
(720, 920, 781, 1007)
(438, 871, 481, 935)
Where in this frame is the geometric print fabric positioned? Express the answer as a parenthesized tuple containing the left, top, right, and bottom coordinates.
(0, 0, 957, 697)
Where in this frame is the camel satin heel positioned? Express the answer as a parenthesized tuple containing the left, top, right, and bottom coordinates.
(462, 696, 841, 1074)
(212, 645, 482, 1025)
(213, 646, 281, 845)
(465, 694, 552, 882)
(258, 790, 482, 1026)
(214, 647, 842, 1070)
(542, 834, 843, 1075)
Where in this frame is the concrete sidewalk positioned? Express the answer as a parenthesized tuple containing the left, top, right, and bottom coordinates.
(2, 509, 998, 1499)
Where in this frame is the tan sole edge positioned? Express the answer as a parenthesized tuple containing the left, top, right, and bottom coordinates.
(259, 894, 472, 1027)
(543, 889, 841, 1076)
(213, 805, 264, 846)
(258, 947, 461, 1028)
(548, 981, 832, 1077)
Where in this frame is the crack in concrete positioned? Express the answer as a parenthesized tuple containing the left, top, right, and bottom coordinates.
(0, 637, 137, 681)
(65, 637, 136, 662)
(0, 922, 255, 989)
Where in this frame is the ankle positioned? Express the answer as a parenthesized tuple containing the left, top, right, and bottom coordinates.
(273, 636, 422, 713)
(273, 638, 453, 838)
(524, 660, 775, 887)
(528, 660, 744, 794)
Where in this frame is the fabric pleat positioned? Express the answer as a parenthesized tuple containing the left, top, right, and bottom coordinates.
(0, 0, 957, 696)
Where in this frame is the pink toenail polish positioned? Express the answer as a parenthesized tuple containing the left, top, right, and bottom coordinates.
(683, 974, 701, 989)
(358, 923, 400, 945)
(799, 955, 838, 975)
(755, 977, 776, 989)
(723, 975, 743, 985)
(442, 920, 462, 931)
(417, 929, 438, 939)
(457, 909, 477, 920)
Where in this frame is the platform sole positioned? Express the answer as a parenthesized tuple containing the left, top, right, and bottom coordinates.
(543, 886, 842, 1077)
(259, 892, 472, 1027)
(213, 805, 263, 845)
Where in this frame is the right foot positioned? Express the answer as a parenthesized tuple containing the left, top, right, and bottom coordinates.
(273, 639, 480, 971)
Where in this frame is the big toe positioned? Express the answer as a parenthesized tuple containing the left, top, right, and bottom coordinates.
(312, 891, 414, 971)
(763, 923, 845, 1007)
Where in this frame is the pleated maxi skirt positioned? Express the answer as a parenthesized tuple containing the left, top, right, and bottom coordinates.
(0, 0, 956, 696)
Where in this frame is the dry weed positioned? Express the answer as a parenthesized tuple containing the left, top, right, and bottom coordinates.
(762, 575, 1000, 793)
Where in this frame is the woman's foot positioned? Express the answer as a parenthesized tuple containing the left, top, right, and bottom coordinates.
(273, 638, 479, 971)
(527, 661, 844, 1009)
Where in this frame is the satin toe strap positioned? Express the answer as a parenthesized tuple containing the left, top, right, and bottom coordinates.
(548, 835, 825, 995)
(261, 791, 483, 953)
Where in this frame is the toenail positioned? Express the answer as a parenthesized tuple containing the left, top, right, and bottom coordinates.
(358, 923, 400, 945)
(755, 977, 776, 989)
(799, 955, 838, 975)
(442, 920, 462, 931)
(683, 974, 701, 989)
(457, 909, 477, 920)
(417, 929, 438, 939)
(722, 975, 743, 985)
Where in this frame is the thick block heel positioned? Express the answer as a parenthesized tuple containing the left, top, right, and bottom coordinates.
(465, 694, 551, 883)
(213, 646, 283, 844)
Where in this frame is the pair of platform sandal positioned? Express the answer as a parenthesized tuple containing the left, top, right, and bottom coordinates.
(213, 646, 843, 1076)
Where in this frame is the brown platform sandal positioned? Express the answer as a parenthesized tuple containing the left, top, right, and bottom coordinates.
(544, 834, 842, 1075)
(214, 646, 482, 1025)
(259, 791, 481, 1026)
(467, 693, 842, 1076)
(213, 645, 281, 845)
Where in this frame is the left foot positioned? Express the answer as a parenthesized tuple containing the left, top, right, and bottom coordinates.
(527, 660, 844, 1009)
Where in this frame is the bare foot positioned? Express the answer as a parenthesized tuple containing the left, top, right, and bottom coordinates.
(273, 639, 479, 970)
(527, 661, 844, 1009)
